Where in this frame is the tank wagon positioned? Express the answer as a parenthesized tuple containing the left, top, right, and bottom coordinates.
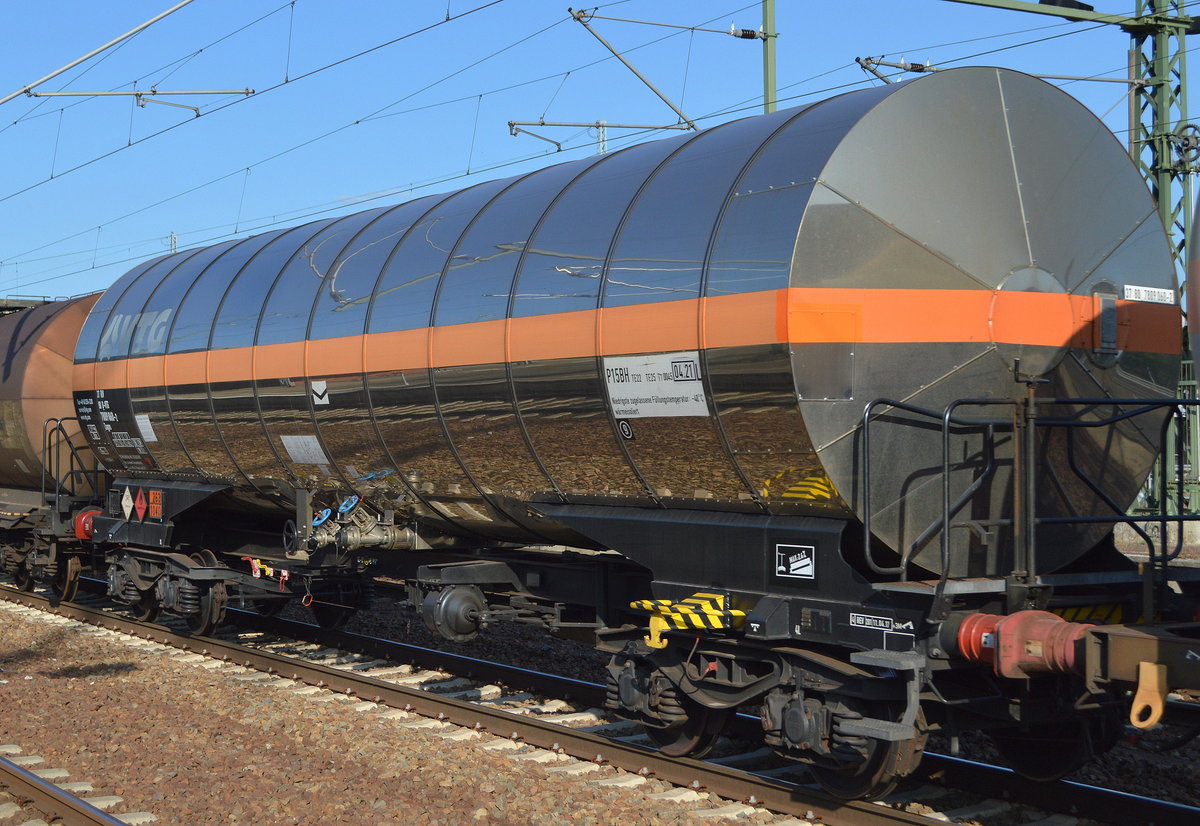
(5, 66, 1200, 798)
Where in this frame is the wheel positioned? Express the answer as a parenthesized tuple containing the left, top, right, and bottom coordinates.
(645, 693, 731, 759)
(128, 589, 160, 623)
(184, 551, 227, 636)
(50, 555, 81, 603)
(311, 600, 355, 630)
(808, 704, 926, 801)
(988, 714, 1121, 782)
(12, 560, 34, 592)
(809, 737, 912, 800)
(185, 580, 227, 635)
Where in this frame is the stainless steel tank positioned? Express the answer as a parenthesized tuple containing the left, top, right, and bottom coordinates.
(72, 67, 1179, 575)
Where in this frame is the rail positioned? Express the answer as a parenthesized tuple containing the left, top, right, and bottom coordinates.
(5, 582, 1200, 825)
(0, 756, 126, 826)
(0, 586, 934, 826)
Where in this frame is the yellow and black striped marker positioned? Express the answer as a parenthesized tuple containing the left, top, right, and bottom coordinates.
(630, 592, 746, 649)
(760, 470, 840, 503)
(1052, 603, 1125, 624)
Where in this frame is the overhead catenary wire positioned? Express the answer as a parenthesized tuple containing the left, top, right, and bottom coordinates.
(714, 0, 1194, 117)
(0, 0, 507, 213)
(466, 95, 484, 174)
(2, 5, 1120, 276)
(0, 0, 197, 108)
(2, 0, 729, 210)
(541, 72, 571, 119)
(1, 3, 289, 133)
(7, 143, 579, 290)
(284, 1, 297, 83)
(2, 2, 735, 277)
(565, 9, 1194, 168)
(0, 24, 147, 136)
(0, 0, 510, 268)
(0, 35, 1090, 283)
(49, 110, 64, 178)
(1, 0, 1177, 290)
(681, 28, 696, 111)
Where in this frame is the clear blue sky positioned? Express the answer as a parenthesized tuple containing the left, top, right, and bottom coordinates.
(0, 0, 1186, 298)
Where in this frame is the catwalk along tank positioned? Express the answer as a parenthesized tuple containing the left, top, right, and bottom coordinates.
(71, 67, 1180, 576)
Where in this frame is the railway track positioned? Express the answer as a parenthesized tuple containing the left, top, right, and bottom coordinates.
(3, 580, 1199, 825)
(0, 754, 146, 826)
(221, 610, 1200, 826)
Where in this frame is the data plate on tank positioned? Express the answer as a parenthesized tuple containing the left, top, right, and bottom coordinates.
(1123, 284, 1175, 304)
(602, 351, 708, 418)
(280, 434, 330, 466)
(134, 413, 158, 443)
(74, 388, 158, 472)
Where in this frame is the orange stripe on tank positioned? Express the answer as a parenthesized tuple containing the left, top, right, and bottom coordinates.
(253, 341, 305, 381)
(92, 360, 127, 391)
(508, 309, 596, 362)
(431, 319, 506, 368)
(602, 301, 700, 354)
(208, 348, 247, 384)
(73, 362, 97, 392)
(783, 288, 1180, 352)
(126, 355, 164, 389)
(307, 334, 363, 377)
(167, 351, 207, 386)
(84, 287, 1182, 391)
(363, 328, 429, 374)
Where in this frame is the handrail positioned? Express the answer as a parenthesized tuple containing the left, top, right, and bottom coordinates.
(860, 397, 1009, 577)
(41, 416, 104, 513)
(937, 398, 1017, 617)
(859, 393, 1200, 620)
(901, 426, 996, 579)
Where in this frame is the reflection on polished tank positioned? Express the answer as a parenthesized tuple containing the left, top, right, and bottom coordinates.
(72, 66, 1179, 576)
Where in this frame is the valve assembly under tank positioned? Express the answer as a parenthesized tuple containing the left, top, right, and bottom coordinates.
(294, 495, 416, 557)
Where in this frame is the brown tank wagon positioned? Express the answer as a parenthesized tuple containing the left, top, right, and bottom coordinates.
(3, 67, 1200, 798)
(0, 295, 99, 491)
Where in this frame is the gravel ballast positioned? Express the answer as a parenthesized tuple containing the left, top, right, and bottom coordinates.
(333, 592, 1200, 810)
(0, 603, 772, 825)
(5, 592, 1200, 823)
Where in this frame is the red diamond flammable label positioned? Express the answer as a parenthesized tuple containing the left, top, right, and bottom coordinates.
(134, 487, 147, 522)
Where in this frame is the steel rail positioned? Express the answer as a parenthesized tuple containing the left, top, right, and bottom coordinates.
(922, 755, 1200, 826)
(237, 609, 1200, 740)
(0, 588, 927, 825)
(233, 609, 610, 706)
(0, 757, 127, 826)
(244, 613, 1200, 824)
(6, 585, 1200, 825)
